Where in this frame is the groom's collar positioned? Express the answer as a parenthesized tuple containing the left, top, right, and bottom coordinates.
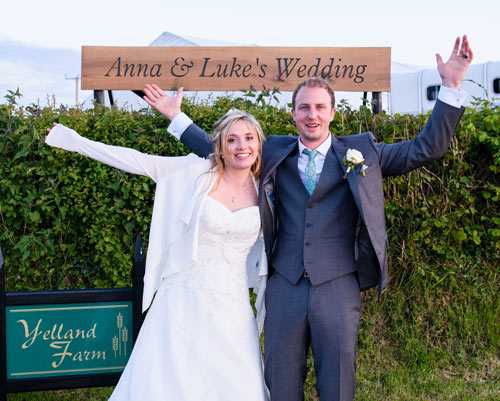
(297, 134, 332, 157)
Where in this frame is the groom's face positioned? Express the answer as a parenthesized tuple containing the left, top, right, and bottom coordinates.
(291, 86, 335, 150)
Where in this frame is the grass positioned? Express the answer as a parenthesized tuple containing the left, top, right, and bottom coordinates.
(6, 388, 113, 401)
(7, 264, 499, 400)
(7, 356, 498, 401)
(353, 355, 500, 401)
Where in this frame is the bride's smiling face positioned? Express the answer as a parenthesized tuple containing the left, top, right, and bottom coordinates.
(222, 120, 259, 172)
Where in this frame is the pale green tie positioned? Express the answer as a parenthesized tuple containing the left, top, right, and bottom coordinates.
(303, 148, 318, 195)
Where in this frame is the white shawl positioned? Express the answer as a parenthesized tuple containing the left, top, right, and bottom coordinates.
(46, 124, 268, 331)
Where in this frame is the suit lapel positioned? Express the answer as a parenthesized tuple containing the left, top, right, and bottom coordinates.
(260, 139, 298, 254)
(331, 135, 366, 222)
(262, 139, 298, 181)
(330, 135, 348, 176)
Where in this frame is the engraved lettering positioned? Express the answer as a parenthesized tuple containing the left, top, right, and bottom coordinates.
(50, 340, 72, 368)
(17, 319, 42, 349)
(104, 57, 122, 77)
(242, 64, 252, 77)
(258, 64, 267, 78)
(276, 58, 301, 81)
(171, 57, 194, 77)
(297, 64, 307, 78)
(150, 64, 162, 77)
(200, 58, 215, 77)
(354, 65, 366, 83)
(307, 58, 321, 77)
(320, 58, 335, 79)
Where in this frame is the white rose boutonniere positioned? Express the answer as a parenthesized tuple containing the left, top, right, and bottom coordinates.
(343, 148, 368, 179)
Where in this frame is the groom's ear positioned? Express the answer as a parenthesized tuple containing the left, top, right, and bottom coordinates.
(329, 108, 336, 122)
(290, 107, 298, 124)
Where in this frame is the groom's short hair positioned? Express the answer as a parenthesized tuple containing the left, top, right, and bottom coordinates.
(292, 77, 336, 110)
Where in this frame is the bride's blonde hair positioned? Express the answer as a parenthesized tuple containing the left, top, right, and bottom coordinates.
(209, 109, 265, 181)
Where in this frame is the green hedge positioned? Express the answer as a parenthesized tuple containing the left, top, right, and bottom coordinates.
(1, 91, 499, 378)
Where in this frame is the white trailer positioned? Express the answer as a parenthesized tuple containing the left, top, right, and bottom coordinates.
(389, 61, 500, 115)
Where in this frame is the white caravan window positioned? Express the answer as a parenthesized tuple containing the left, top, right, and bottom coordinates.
(426, 85, 441, 101)
(493, 78, 500, 94)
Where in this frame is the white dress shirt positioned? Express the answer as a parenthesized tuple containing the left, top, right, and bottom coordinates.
(297, 134, 331, 183)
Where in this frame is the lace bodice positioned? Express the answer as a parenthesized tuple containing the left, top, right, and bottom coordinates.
(163, 196, 260, 300)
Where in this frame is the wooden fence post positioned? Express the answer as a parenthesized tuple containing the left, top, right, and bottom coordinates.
(372, 92, 382, 114)
(93, 90, 105, 105)
(0, 245, 6, 401)
(132, 235, 145, 343)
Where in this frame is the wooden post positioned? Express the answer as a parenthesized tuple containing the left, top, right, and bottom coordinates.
(132, 90, 145, 100)
(132, 235, 145, 343)
(0, 245, 6, 401)
(108, 90, 114, 106)
(372, 92, 382, 114)
(93, 90, 105, 105)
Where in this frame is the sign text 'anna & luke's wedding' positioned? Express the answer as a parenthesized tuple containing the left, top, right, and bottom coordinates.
(82, 46, 391, 92)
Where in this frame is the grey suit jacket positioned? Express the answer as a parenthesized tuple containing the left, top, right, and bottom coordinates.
(180, 99, 465, 297)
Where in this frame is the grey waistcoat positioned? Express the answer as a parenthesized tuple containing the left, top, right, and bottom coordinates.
(270, 147, 359, 286)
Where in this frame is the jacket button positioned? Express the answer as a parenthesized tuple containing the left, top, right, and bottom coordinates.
(306, 222, 313, 227)
(305, 242, 312, 246)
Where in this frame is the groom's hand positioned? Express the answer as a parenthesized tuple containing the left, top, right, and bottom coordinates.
(436, 35, 473, 90)
(143, 84, 183, 121)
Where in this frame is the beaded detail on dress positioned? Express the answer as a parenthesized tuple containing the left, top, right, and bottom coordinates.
(163, 196, 260, 301)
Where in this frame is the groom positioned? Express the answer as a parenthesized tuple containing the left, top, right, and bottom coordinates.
(145, 35, 472, 401)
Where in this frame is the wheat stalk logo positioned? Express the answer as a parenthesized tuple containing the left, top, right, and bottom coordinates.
(111, 312, 129, 358)
(122, 327, 129, 356)
(112, 335, 119, 357)
(117, 313, 123, 356)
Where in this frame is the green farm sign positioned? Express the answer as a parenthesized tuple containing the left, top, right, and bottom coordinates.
(6, 301, 132, 379)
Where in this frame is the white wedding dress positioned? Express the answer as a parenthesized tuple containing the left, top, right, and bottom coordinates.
(109, 196, 269, 401)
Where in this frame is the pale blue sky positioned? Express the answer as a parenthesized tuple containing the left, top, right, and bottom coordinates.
(4, 0, 498, 64)
(2, 0, 499, 106)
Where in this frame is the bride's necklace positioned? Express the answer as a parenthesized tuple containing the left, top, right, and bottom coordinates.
(223, 175, 252, 203)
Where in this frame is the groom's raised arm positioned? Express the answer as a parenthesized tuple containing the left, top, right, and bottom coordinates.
(168, 113, 214, 158)
(143, 84, 214, 158)
(377, 35, 473, 177)
(182, 124, 214, 158)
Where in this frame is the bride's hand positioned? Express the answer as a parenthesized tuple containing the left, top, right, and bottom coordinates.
(143, 84, 183, 121)
(45, 122, 58, 140)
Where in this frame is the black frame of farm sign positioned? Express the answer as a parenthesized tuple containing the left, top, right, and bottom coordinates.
(0, 237, 145, 400)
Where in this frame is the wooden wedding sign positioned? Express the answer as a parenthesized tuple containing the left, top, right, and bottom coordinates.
(82, 46, 391, 92)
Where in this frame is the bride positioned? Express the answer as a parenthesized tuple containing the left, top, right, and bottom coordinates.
(45, 106, 269, 400)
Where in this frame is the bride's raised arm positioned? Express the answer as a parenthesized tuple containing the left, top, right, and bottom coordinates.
(45, 123, 200, 183)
